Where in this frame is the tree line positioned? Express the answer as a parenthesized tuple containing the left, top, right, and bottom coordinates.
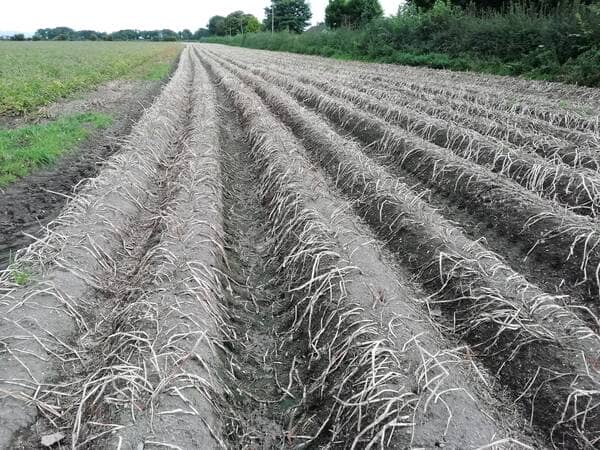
(13, 0, 587, 43)
(207, 1, 312, 36)
(30, 27, 207, 41)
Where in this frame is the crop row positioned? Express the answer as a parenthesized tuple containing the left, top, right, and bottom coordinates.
(224, 50, 600, 169)
(200, 48, 535, 448)
(205, 48, 600, 306)
(0, 48, 229, 448)
(198, 46, 600, 448)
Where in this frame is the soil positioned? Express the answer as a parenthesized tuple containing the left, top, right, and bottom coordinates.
(1, 45, 598, 449)
(216, 88, 286, 448)
(199, 45, 598, 447)
(0, 79, 165, 269)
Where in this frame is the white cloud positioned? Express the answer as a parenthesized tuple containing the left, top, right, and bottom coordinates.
(1, 0, 401, 33)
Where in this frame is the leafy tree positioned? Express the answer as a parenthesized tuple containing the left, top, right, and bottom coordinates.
(160, 29, 178, 41)
(10, 34, 25, 41)
(225, 11, 245, 35)
(244, 15, 262, 32)
(326, 0, 347, 27)
(263, 0, 312, 33)
(140, 30, 160, 41)
(352, 0, 384, 25)
(326, 0, 383, 28)
(208, 15, 227, 36)
(223, 11, 262, 35)
(110, 29, 140, 40)
(78, 30, 99, 40)
(34, 27, 75, 40)
(180, 29, 193, 40)
(193, 28, 210, 39)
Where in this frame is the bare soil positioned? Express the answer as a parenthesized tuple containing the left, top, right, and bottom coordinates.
(0, 45, 598, 449)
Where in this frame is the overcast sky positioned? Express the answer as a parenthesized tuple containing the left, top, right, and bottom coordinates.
(2, 0, 402, 33)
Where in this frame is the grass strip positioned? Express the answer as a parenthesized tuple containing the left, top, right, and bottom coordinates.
(0, 113, 112, 186)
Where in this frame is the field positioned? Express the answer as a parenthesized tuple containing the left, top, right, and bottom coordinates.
(0, 44, 599, 449)
(0, 41, 181, 115)
(0, 43, 177, 271)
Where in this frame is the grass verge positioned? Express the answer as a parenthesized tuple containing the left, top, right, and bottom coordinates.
(0, 113, 112, 186)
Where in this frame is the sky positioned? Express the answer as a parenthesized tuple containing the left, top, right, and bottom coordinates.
(1, 0, 402, 34)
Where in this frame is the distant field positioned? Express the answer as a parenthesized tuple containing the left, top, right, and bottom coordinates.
(0, 41, 181, 115)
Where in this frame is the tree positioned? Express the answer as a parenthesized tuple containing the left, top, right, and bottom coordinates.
(78, 30, 99, 40)
(325, 0, 348, 27)
(193, 28, 210, 39)
(10, 34, 25, 41)
(223, 11, 262, 35)
(326, 0, 383, 28)
(110, 29, 140, 40)
(140, 30, 160, 41)
(351, 0, 383, 26)
(263, 0, 312, 33)
(244, 15, 262, 33)
(33, 29, 47, 40)
(160, 29, 178, 41)
(208, 15, 227, 36)
(180, 29, 193, 40)
(35, 27, 75, 40)
(403, 0, 580, 11)
(224, 11, 245, 35)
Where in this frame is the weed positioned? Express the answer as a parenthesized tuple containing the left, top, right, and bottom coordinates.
(10, 269, 30, 285)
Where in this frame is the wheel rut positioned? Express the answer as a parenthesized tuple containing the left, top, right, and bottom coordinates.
(215, 87, 286, 448)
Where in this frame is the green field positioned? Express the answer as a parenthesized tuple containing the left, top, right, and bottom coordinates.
(0, 41, 181, 115)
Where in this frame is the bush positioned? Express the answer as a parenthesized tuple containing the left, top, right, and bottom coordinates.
(563, 47, 600, 85)
(202, 0, 600, 86)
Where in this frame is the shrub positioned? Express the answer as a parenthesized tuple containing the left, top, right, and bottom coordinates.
(202, 0, 600, 86)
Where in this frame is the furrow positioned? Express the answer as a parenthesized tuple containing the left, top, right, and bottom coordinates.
(201, 48, 544, 449)
(100, 51, 229, 449)
(206, 48, 600, 303)
(206, 56, 415, 449)
(200, 47, 544, 448)
(210, 49, 600, 219)
(196, 46, 600, 448)
(245, 49, 600, 133)
(216, 49, 600, 170)
(265, 59, 600, 171)
(336, 61, 600, 133)
(211, 75, 286, 448)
